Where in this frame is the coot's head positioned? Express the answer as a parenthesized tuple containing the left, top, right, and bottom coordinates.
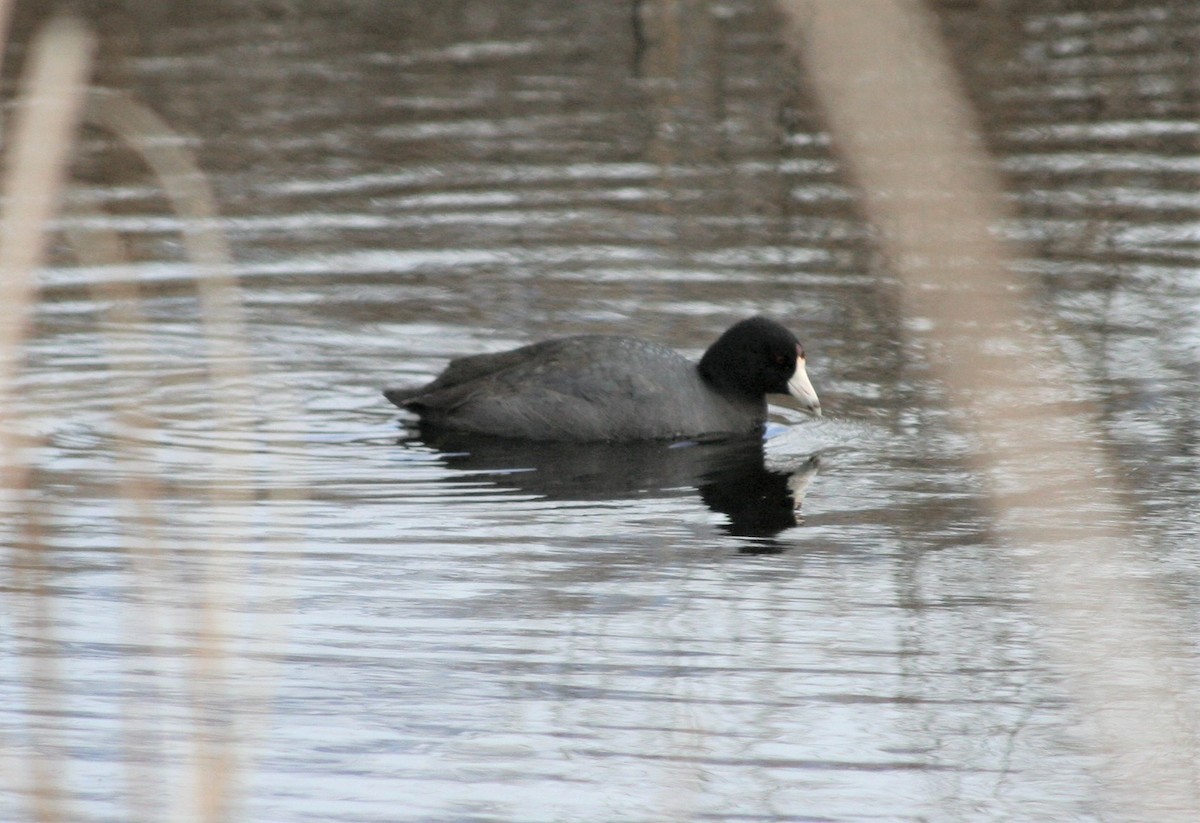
(698, 316, 821, 416)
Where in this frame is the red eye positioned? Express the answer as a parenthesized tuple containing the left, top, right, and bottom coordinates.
(775, 354, 788, 366)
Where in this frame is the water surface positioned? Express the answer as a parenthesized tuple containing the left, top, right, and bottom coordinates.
(4, 2, 1200, 821)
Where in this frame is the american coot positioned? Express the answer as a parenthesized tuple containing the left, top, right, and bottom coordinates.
(384, 316, 820, 442)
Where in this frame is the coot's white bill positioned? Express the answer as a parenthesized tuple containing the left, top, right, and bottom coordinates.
(787, 354, 821, 417)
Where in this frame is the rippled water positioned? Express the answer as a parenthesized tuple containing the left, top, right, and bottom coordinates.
(4, 2, 1200, 821)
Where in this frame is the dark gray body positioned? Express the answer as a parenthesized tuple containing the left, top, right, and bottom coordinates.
(386, 335, 766, 442)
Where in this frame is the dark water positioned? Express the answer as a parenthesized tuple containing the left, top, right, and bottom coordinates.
(4, 2, 1200, 820)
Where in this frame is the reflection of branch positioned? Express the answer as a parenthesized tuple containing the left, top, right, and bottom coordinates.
(631, 0, 648, 77)
(778, 0, 1198, 818)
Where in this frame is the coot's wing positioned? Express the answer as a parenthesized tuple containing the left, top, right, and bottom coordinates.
(383, 339, 562, 404)
(391, 337, 691, 440)
(386, 335, 722, 440)
(418, 383, 616, 440)
(395, 349, 625, 438)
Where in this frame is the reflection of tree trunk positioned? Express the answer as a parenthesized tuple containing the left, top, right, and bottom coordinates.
(635, 0, 723, 256)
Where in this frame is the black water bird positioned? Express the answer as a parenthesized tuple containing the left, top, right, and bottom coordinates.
(384, 316, 820, 443)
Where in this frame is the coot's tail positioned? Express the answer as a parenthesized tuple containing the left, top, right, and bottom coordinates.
(383, 386, 423, 408)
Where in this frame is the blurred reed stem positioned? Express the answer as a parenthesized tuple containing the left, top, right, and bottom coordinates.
(779, 0, 1199, 819)
(1, 13, 287, 823)
(0, 14, 93, 491)
(0, 14, 95, 823)
(61, 202, 176, 823)
(83, 87, 251, 823)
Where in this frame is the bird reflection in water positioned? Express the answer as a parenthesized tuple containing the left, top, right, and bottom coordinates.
(401, 424, 820, 552)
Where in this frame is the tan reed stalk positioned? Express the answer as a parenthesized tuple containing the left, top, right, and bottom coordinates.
(1, 22, 278, 823)
(0, 14, 95, 823)
(82, 88, 252, 823)
(0, 0, 13, 126)
(60, 205, 173, 823)
(0, 15, 94, 491)
(55, 88, 302, 821)
(778, 1, 1199, 818)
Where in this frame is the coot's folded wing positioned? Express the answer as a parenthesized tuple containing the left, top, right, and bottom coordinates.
(384, 339, 565, 405)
